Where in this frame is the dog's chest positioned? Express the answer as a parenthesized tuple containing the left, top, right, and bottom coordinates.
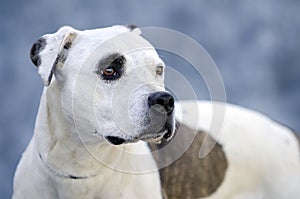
(53, 170, 162, 199)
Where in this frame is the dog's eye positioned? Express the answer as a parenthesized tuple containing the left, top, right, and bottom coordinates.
(102, 67, 116, 76)
(100, 66, 120, 80)
(96, 54, 125, 81)
(156, 65, 164, 76)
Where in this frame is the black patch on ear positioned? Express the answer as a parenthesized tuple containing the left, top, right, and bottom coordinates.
(63, 41, 72, 50)
(126, 24, 138, 31)
(30, 38, 46, 67)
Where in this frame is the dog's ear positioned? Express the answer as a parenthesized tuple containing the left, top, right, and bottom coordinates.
(126, 24, 142, 35)
(30, 26, 77, 86)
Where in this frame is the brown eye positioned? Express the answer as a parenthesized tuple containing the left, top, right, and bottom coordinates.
(102, 67, 116, 76)
(99, 66, 121, 81)
(156, 65, 164, 75)
(97, 54, 125, 81)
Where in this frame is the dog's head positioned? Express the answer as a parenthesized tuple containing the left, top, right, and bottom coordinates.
(30, 25, 175, 145)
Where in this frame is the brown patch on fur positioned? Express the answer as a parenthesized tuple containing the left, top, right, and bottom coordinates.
(149, 123, 228, 199)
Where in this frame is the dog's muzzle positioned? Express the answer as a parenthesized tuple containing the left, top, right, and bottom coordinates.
(105, 91, 175, 145)
(142, 91, 175, 142)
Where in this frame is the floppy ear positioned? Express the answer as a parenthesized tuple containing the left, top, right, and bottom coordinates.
(30, 26, 77, 86)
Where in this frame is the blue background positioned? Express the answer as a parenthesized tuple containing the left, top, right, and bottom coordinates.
(1, 0, 300, 198)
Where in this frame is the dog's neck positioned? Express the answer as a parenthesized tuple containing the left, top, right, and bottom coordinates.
(33, 84, 100, 177)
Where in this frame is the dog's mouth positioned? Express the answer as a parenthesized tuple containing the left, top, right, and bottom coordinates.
(105, 123, 175, 145)
(140, 124, 174, 143)
(104, 90, 176, 146)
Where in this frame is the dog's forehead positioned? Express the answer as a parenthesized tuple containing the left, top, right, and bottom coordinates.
(81, 26, 132, 41)
(75, 26, 161, 65)
(78, 26, 149, 50)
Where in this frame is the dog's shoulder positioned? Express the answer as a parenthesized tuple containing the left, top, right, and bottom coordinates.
(149, 122, 228, 198)
(150, 100, 300, 199)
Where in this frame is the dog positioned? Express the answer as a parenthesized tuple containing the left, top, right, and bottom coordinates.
(13, 25, 300, 199)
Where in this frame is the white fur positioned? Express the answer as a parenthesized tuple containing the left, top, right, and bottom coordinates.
(176, 101, 300, 199)
(13, 26, 165, 199)
(13, 25, 300, 199)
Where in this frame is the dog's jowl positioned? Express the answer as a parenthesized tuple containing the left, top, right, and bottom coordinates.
(13, 26, 300, 199)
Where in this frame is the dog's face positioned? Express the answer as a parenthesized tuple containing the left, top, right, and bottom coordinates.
(30, 25, 175, 145)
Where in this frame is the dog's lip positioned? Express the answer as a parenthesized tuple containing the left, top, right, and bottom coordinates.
(104, 128, 173, 145)
(105, 136, 126, 145)
(140, 129, 168, 144)
(140, 125, 174, 144)
(103, 121, 175, 145)
(104, 133, 165, 145)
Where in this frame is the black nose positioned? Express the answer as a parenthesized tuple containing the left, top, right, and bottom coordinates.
(148, 92, 175, 114)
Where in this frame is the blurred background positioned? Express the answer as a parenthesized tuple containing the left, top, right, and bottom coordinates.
(1, 0, 300, 197)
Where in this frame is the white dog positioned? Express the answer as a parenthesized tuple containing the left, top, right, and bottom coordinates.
(13, 25, 300, 199)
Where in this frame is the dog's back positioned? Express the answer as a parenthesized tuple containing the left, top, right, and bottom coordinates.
(151, 101, 300, 199)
